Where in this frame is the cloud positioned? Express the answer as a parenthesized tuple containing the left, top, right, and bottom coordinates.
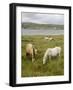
(22, 12, 64, 25)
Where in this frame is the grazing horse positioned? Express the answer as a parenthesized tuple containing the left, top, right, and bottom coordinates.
(26, 43, 37, 62)
(43, 46, 61, 64)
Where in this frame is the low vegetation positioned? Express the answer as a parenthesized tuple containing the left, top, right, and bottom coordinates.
(21, 35, 64, 77)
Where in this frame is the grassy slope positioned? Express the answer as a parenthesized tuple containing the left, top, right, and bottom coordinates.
(22, 22, 64, 30)
(21, 35, 64, 77)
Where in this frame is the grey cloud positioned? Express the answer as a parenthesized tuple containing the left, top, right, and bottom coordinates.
(22, 12, 64, 25)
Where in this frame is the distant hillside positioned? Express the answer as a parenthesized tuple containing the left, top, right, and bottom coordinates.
(22, 22, 64, 30)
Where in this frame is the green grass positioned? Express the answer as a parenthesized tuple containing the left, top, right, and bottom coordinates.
(21, 35, 64, 77)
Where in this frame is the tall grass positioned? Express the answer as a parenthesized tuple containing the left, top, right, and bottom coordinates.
(21, 35, 64, 77)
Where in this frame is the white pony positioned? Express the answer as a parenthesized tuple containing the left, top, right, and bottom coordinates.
(44, 36, 54, 41)
(43, 46, 61, 64)
(44, 36, 49, 40)
(26, 43, 37, 62)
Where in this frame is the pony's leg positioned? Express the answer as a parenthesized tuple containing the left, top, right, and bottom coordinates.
(58, 53, 61, 61)
(32, 54, 35, 62)
(49, 55, 51, 61)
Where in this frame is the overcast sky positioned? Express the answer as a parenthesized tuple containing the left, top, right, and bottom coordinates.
(22, 12, 64, 25)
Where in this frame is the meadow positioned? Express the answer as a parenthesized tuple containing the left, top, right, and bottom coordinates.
(21, 35, 64, 77)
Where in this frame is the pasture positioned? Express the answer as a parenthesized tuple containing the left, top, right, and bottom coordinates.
(21, 35, 64, 77)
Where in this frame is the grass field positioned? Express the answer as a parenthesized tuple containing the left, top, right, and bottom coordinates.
(21, 35, 64, 77)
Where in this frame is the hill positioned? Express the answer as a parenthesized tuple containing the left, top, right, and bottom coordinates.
(22, 22, 64, 30)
